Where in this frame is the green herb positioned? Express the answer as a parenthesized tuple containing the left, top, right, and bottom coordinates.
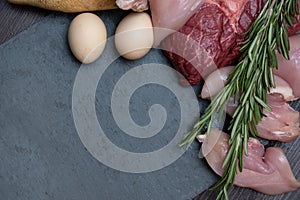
(179, 0, 299, 199)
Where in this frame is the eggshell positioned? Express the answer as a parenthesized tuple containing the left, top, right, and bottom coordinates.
(68, 13, 107, 64)
(115, 12, 153, 60)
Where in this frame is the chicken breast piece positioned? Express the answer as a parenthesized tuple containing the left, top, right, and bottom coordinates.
(200, 129, 300, 195)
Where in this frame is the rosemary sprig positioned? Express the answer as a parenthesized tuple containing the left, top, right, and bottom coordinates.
(179, 0, 299, 199)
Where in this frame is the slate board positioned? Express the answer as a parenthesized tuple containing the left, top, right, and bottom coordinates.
(0, 10, 219, 200)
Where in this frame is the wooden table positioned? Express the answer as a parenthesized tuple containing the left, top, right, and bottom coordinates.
(1, 1, 299, 199)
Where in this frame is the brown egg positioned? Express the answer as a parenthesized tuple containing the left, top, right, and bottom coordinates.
(115, 12, 153, 60)
(68, 13, 107, 64)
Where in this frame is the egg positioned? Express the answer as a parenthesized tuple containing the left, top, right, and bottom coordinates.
(68, 13, 107, 64)
(115, 12, 153, 60)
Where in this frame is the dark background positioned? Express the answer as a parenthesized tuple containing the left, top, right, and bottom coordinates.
(0, 1, 299, 199)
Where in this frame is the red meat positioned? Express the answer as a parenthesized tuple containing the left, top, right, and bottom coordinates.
(162, 0, 300, 85)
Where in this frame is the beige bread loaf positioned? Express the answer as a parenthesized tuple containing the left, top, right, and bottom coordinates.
(8, 0, 118, 12)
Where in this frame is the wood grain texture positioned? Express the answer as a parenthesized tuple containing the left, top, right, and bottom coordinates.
(1, 1, 299, 200)
(0, 0, 49, 44)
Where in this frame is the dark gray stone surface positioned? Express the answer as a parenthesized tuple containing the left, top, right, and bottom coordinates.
(0, 11, 217, 200)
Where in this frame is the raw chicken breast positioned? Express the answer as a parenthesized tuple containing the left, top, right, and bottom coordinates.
(229, 93, 300, 142)
(274, 35, 300, 97)
(201, 67, 296, 100)
(256, 94, 300, 142)
(149, 0, 203, 45)
(269, 75, 295, 101)
(201, 66, 300, 142)
(200, 129, 300, 195)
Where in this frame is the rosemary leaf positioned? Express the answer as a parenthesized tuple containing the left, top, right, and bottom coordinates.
(180, 1, 299, 199)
